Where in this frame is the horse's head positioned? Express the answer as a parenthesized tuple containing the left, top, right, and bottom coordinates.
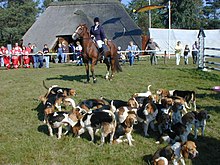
(72, 24, 89, 40)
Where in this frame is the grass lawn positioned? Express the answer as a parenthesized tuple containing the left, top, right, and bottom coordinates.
(0, 57, 219, 165)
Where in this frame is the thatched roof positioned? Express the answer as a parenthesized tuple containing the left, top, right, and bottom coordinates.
(22, 0, 142, 50)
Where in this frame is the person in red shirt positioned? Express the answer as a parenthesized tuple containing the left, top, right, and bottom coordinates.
(26, 43, 33, 67)
(11, 43, 22, 69)
(22, 46, 31, 68)
(0, 46, 10, 69)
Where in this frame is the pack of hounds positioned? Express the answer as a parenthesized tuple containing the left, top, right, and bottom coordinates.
(39, 81, 210, 165)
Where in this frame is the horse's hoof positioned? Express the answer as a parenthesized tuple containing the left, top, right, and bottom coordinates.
(93, 79, 97, 83)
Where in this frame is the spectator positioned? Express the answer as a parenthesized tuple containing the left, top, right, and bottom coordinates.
(22, 46, 31, 68)
(69, 42, 76, 62)
(43, 44, 50, 68)
(118, 46, 126, 65)
(183, 45, 190, 65)
(126, 41, 139, 66)
(26, 43, 33, 67)
(62, 42, 69, 63)
(57, 43, 64, 63)
(174, 41, 183, 65)
(75, 41, 83, 66)
(0, 46, 4, 67)
(32, 43, 43, 68)
(1, 46, 10, 69)
(11, 43, 22, 69)
(145, 38, 160, 65)
(192, 41, 199, 64)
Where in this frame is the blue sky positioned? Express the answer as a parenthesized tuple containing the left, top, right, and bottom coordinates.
(121, 0, 130, 5)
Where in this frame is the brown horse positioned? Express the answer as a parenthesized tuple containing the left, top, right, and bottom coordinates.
(72, 24, 122, 83)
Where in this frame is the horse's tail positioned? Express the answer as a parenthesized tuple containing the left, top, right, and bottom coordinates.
(114, 52, 122, 72)
(110, 42, 122, 72)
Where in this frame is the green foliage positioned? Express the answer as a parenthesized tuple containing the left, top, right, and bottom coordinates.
(0, 59, 220, 164)
(0, 0, 39, 45)
(125, 0, 219, 33)
(127, 0, 165, 34)
(170, 0, 203, 29)
(203, 0, 220, 28)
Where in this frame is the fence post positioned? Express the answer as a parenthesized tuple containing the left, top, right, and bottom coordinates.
(197, 28, 206, 69)
(164, 50, 166, 64)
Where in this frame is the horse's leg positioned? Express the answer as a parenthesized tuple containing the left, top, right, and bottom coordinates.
(104, 58, 111, 80)
(110, 57, 115, 80)
(91, 60, 97, 83)
(85, 63, 90, 83)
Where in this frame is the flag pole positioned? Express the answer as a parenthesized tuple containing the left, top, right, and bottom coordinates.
(168, 0, 171, 58)
(149, 0, 151, 28)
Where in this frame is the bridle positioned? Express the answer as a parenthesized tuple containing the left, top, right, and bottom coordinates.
(74, 25, 91, 40)
(74, 26, 84, 37)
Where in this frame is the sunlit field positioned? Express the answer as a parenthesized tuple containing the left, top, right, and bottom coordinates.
(0, 57, 219, 165)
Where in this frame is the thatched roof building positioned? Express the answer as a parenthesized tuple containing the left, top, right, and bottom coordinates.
(22, 0, 142, 51)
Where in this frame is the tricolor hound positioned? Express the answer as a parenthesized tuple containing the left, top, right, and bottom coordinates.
(153, 141, 198, 165)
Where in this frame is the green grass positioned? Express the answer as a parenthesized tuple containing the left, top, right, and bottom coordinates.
(0, 57, 220, 165)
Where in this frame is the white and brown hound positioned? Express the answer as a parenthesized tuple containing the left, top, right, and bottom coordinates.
(153, 141, 198, 165)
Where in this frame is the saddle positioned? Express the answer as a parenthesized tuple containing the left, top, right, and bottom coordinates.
(92, 40, 110, 61)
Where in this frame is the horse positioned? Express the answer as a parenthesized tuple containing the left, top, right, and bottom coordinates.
(72, 24, 122, 83)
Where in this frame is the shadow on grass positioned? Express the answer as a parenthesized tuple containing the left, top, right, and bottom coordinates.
(32, 101, 50, 136)
(32, 101, 44, 122)
(177, 68, 220, 82)
(157, 67, 220, 82)
(142, 134, 220, 165)
(196, 87, 220, 113)
(196, 88, 220, 100)
(46, 74, 105, 83)
(38, 124, 48, 136)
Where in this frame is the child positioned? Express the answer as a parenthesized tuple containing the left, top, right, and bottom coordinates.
(118, 46, 126, 65)
(75, 41, 83, 66)
(183, 45, 190, 65)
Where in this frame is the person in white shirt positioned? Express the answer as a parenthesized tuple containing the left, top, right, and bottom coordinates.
(75, 41, 83, 66)
(174, 41, 183, 65)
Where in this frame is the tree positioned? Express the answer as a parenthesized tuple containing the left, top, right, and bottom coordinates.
(126, 0, 165, 35)
(166, 0, 204, 29)
(0, 0, 39, 45)
(41, 0, 53, 12)
(125, 0, 206, 34)
(203, 0, 220, 28)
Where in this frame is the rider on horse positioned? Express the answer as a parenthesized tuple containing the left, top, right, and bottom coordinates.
(90, 17, 107, 62)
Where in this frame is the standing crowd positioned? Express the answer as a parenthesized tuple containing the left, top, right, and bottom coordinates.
(118, 38, 199, 66)
(0, 42, 50, 69)
(0, 40, 84, 70)
(174, 40, 199, 65)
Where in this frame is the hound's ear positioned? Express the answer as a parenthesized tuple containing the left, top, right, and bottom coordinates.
(181, 144, 189, 159)
(63, 90, 68, 97)
(39, 95, 47, 104)
(125, 118, 131, 128)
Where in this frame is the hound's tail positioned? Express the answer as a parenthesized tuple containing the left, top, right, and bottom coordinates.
(147, 85, 152, 92)
(100, 96, 112, 105)
(43, 80, 49, 90)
